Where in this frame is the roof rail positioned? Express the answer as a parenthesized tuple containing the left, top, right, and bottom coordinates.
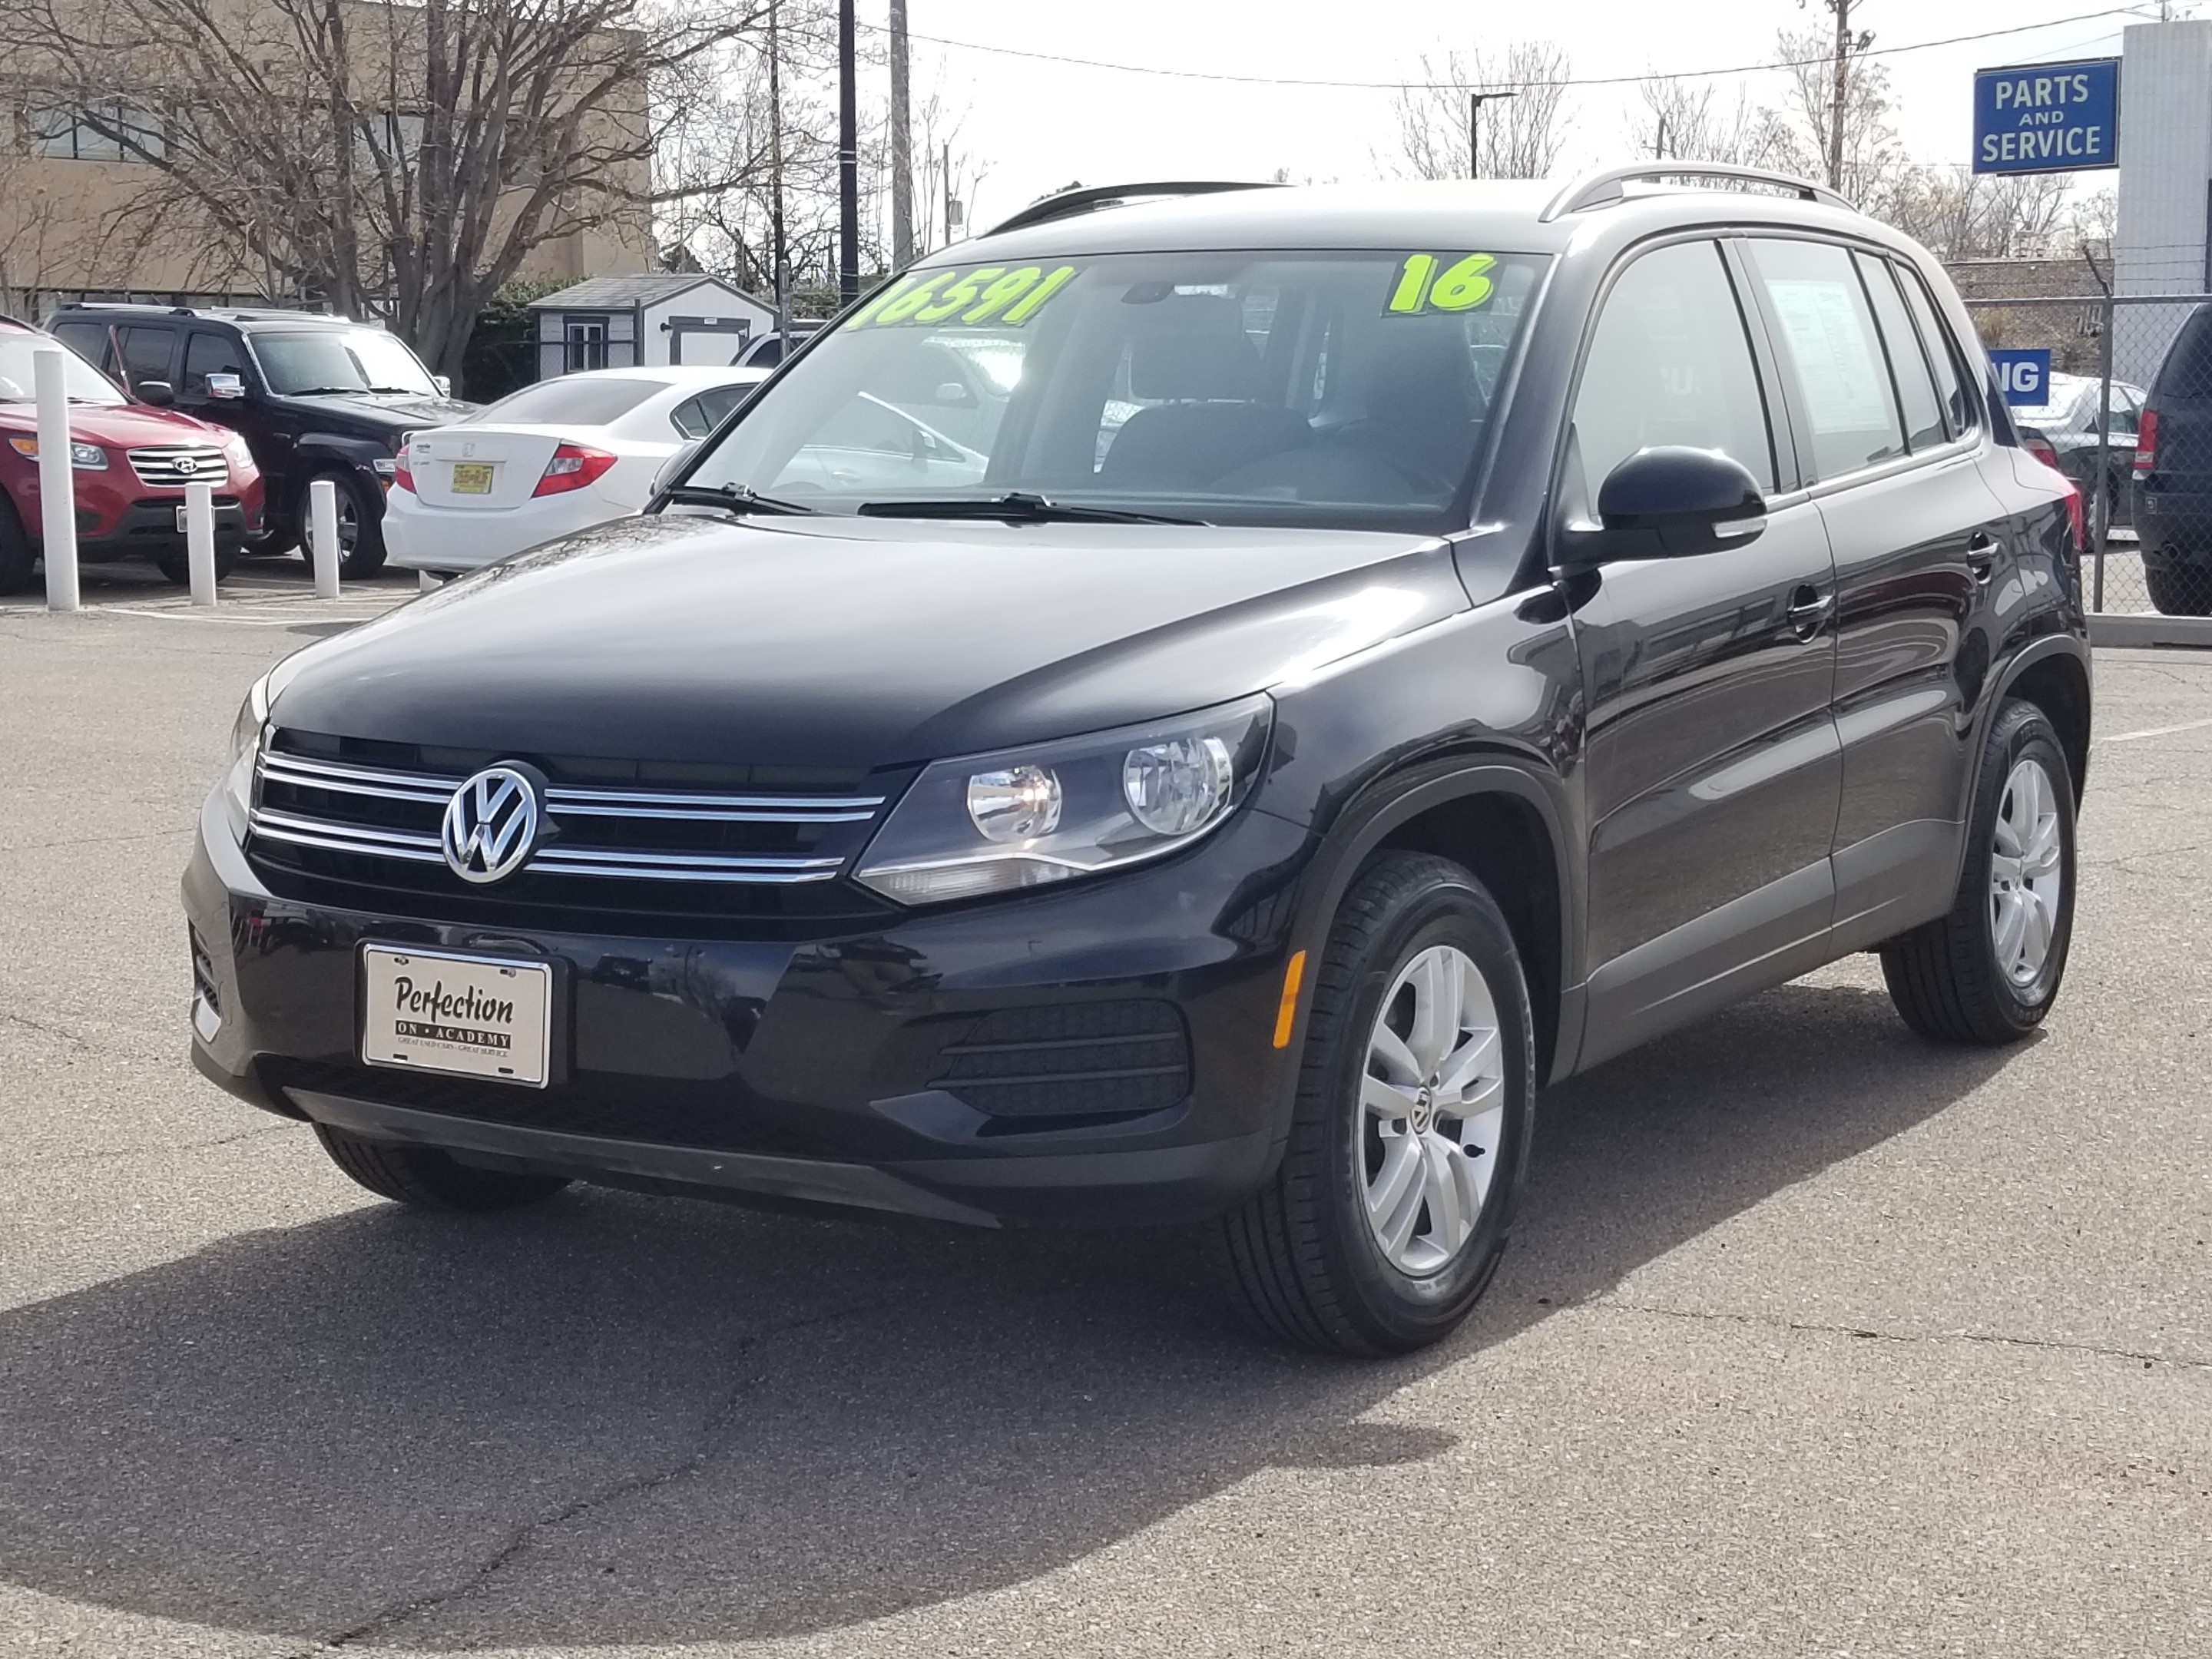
(1540, 163, 1850, 223)
(985, 180, 1282, 239)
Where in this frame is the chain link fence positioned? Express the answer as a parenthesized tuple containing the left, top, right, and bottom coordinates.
(1963, 290, 2212, 624)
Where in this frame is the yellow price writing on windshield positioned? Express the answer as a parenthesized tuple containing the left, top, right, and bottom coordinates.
(851, 263, 1081, 329)
(1385, 253, 1498, 315)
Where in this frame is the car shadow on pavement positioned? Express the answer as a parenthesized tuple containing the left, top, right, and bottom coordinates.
(0, 976, 2028, 1647)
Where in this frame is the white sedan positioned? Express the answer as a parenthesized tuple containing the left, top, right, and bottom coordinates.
(382, 366, 768, 573)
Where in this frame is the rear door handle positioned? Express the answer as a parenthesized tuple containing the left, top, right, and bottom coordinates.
(1967, 531, 1998, 584)
(1785, 584, 1833, 639)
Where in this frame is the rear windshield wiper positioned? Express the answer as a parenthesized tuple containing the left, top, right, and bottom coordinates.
(661, 482, 817, 515)
(856, 492, 1205, 526)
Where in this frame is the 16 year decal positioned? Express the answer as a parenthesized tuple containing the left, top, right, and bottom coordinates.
(1385, 253, 1498, 315)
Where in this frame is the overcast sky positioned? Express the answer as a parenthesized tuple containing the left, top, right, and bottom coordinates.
(892, 0, 2157, 230)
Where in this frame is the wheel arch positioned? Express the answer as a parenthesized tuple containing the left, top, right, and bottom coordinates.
(1289, 760, 1579, 1086)
(1992, 637, 2091, 803)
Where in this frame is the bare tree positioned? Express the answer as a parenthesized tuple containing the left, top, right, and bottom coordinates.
(1391, 43, 1572, 181)
(1875, 167, 2071, 261)
(6, 0, 785, 374)
(1628, 78, 1793, 168)
(1763, 25, 1901, 205)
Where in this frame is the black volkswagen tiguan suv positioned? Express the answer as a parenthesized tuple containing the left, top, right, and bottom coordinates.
(186, 168, 2090, 1355)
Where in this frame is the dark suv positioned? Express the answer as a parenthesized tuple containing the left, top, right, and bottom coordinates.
(2131, 302, 2212, 614)
(48, 303, 473, 578)
(185, 168, 2090, 1356)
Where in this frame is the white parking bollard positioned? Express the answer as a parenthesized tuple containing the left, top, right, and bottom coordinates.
(33, 347, 78, 612)
(309, 477, 341, 598)
(418, 570, 439, 592)
(184, 481, 217, 607)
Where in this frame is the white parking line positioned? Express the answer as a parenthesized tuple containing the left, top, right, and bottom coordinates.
(2100, 715, 2212, 744)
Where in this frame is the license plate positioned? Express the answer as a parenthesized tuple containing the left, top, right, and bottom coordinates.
(361, 945, 552, 1088)
(174, 505, 190, 531)
(450, 462, 495, 495)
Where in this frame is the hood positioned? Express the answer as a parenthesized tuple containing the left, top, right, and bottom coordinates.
(269, 512, 1471, 770)
(268, 390, 477, 433)
(0, 401, 238, 447)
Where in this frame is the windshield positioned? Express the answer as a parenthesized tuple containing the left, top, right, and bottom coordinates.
(683, 249, 1545, 530)
(253, 328, 439, 397)
(0, 333, 125, 405)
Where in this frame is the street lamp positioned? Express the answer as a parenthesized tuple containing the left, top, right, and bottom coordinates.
(1468, 90, 1519, 180)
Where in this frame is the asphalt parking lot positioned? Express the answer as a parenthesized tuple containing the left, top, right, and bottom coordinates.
(2, 587, 2208, 1658)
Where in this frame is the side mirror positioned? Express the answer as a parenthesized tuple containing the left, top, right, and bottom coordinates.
(432, 375, 452, 399)
(650, 442, 699, 499)
(1570, 446, 1768, 565)
(135, 379, 176, 408)
(204, 372, 247, 401)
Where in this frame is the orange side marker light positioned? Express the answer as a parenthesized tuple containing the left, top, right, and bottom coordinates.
(1272, 949, 1308, 1049)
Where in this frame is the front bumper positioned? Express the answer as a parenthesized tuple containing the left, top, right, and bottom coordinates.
(74, 498, 256, 560)
(184, 789, 1313, 1227)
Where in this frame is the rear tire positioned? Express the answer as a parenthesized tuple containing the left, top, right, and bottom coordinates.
(2144, 560, 2212, 617)
(1880, 700, 2076, 1045)
(300, 469, 387, 579)
(313, 1124, 571, 1211)
(1217, 852, 1536, 1356)
(0, 495, 32, 594)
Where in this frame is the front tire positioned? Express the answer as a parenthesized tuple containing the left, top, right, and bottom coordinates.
(154, 544, 241, 586)
(1218, 852, 1536, 1356)
(1880, 700, 2077, 1044)
(0, 495, 32, 594)
(313, 1124, 571, 1211)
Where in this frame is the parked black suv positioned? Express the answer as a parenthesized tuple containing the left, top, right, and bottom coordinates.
(2132, 301, 2212, 614)
(49, 303, 474, 578)
(186, 169, 2090, 1355)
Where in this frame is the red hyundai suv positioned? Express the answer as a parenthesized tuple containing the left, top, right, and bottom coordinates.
(0, 316, 265, 593)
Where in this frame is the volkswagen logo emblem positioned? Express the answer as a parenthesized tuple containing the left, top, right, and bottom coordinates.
(441, 764, 545, 884)
(174, 455, 197, 475)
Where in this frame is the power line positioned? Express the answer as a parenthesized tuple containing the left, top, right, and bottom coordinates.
(871, 7, 2144, 92)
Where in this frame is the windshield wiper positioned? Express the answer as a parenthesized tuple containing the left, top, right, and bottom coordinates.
(281, 386, 370, 397)
(856, 492, 1205, 526)
(661, 482, 817, 516)
(365, 385, 431, 395)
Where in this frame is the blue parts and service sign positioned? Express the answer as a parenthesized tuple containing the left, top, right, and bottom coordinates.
(1973, 58, 2119, 174)
(1991, 349, 2054, 407)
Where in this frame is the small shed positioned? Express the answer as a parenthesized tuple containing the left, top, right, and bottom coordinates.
(529, 275, 778, 379)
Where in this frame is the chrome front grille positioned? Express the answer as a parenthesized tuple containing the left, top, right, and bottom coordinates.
(246, 741, 896, 923)
(127, 445, 229, 488)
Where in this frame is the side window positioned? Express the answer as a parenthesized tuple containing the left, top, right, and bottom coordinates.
(1571, 239, 1777, 497)
(1893, 262, 1976, 439)
(2109, 386, 2143, 437)
(48, 320, 114, 373)
(1856, 253, 1946, 452)
(669, 395, 713, 442)
(182, 332, 245, 396)
(1747, 239, 1908, 480)
(118, 326, 175, 389)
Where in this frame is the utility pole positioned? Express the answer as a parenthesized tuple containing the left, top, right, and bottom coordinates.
(837, 0, 859, 307)
(1654, 114, 1669, 160)
(1467, 90, 1518, 180)
(890, 0, 913, 267)
(768, 0, 789, 357)
(1820, 0, 1869, 192)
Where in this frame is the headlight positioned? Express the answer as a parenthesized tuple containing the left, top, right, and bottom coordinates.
(223, 674, 272, 823)
(5, 435, 108, 469)
(854, 695, 1272, 905)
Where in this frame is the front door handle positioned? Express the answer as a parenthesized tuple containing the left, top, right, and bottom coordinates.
(1785, 584, 1833, 640)
(1967, 531, 1998, 584)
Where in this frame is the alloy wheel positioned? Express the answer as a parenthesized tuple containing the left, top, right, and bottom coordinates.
(1358, 945, 1508, 1276)
(1990, 756, 2064, 986)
